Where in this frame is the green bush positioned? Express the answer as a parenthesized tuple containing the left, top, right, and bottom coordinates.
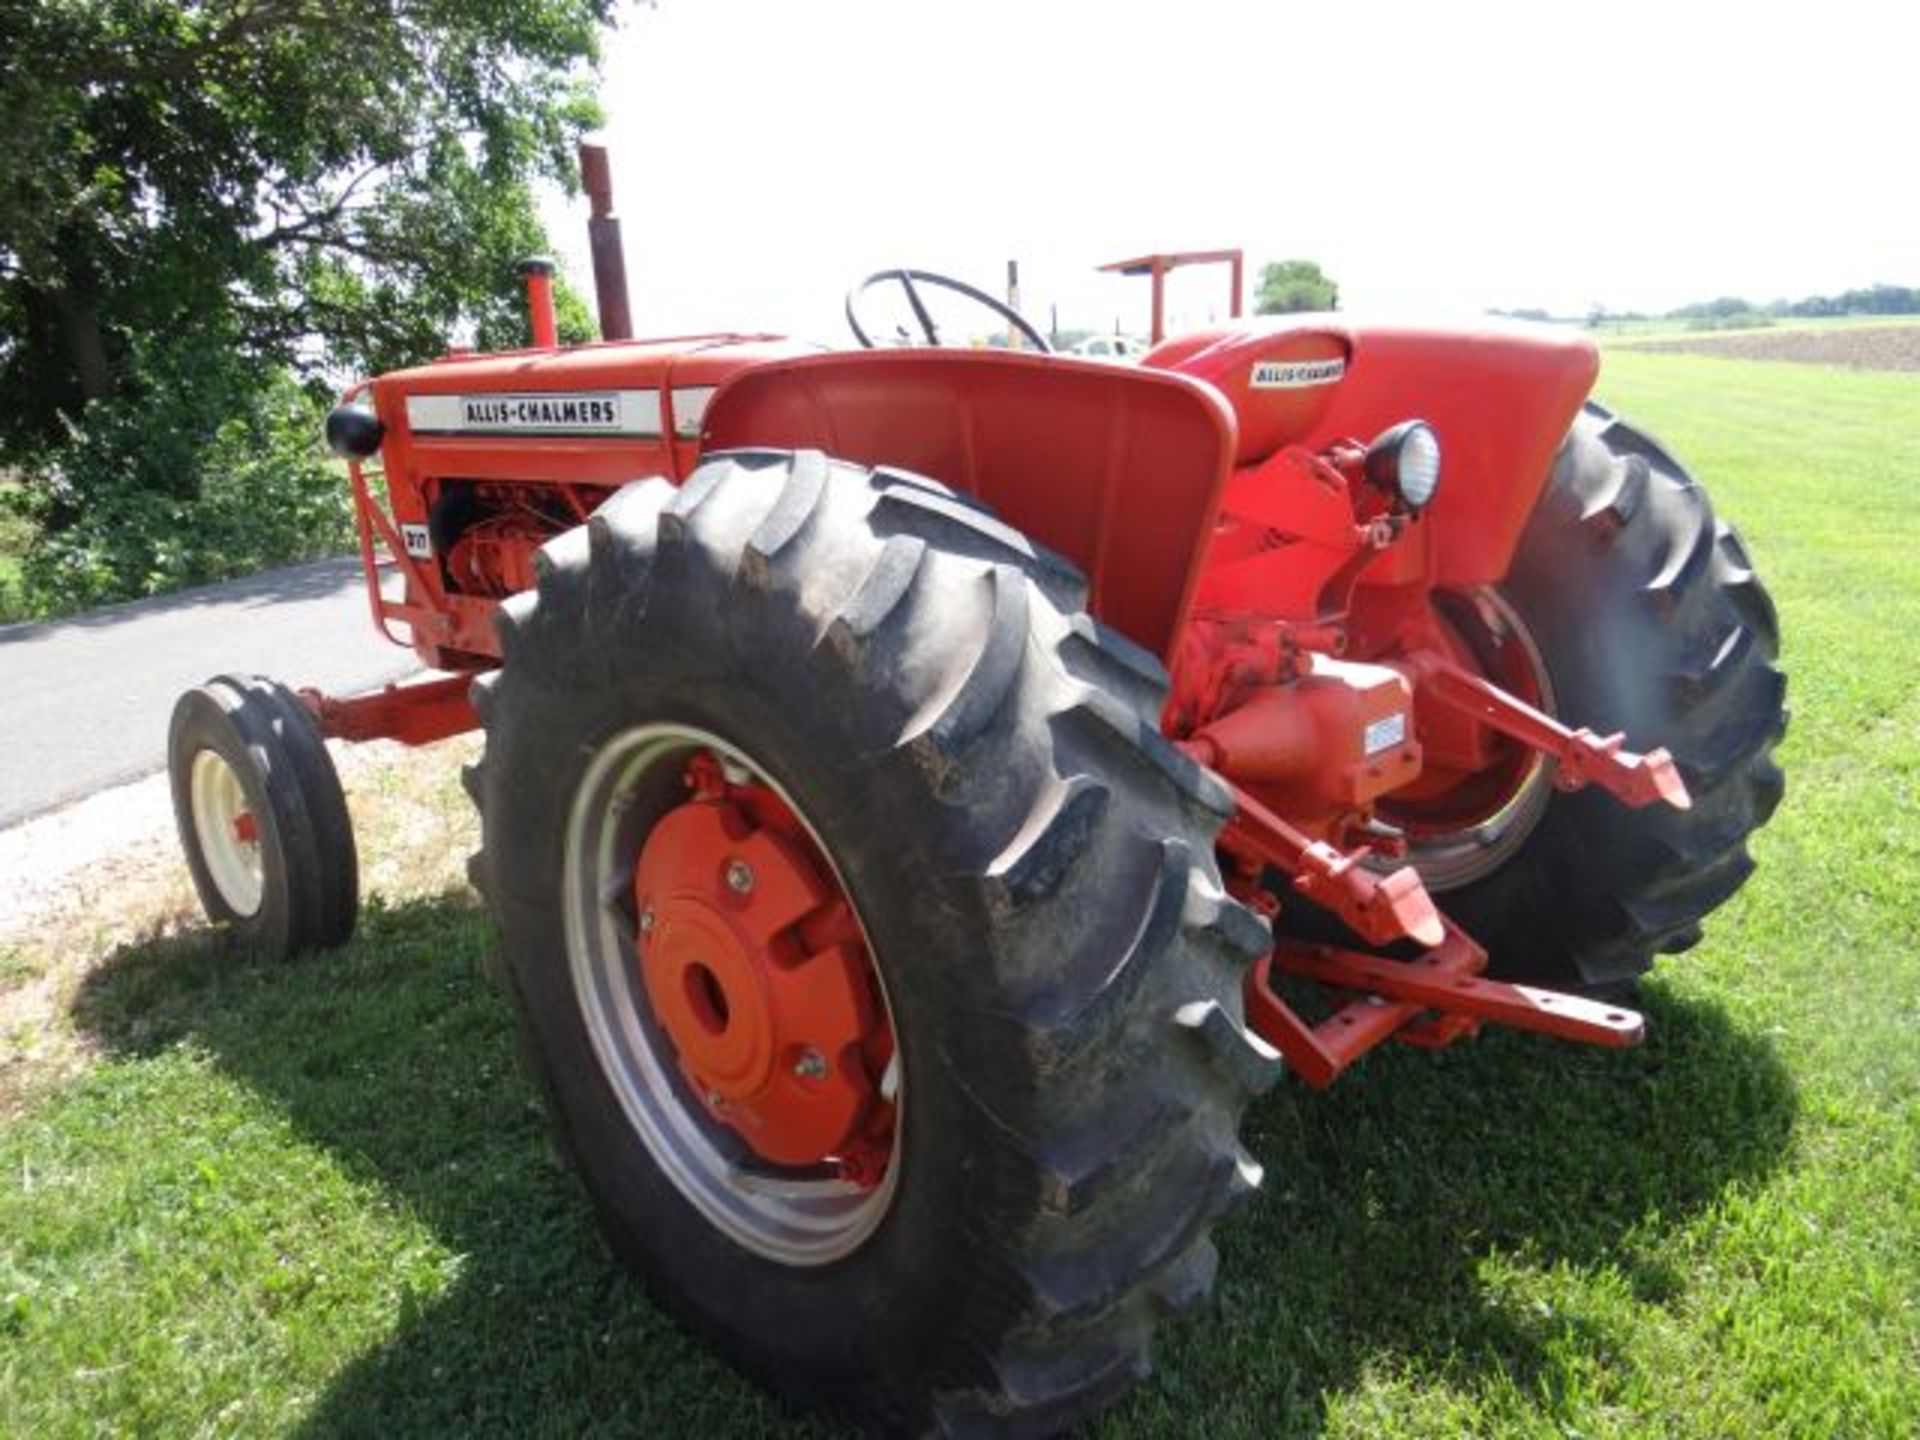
(13, 336, 353, 619)
(0, 497, 32, 625)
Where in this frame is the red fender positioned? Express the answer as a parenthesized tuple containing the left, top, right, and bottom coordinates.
(1151, 319, 1600, 590)
(702, 350, 1236, 662)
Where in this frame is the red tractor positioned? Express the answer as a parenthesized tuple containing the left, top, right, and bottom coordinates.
(167, 249, 1783, 1434)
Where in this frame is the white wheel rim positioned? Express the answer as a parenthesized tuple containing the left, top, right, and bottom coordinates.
(562, 722, 903, 1266)
(189, 748, 265, 916)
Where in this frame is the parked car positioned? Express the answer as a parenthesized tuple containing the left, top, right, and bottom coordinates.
(1070, 332, 1149, 361)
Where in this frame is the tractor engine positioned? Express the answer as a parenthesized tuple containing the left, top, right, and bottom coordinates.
(428, 479, 614, 598)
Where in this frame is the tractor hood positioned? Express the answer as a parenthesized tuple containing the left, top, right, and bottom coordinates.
(365, 333, 819, 468)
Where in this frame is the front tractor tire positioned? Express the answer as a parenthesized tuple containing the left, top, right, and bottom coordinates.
(168, 675, 358, 958)
(467, 451, 1277, 1434)
(1434, 404, 1787, 993)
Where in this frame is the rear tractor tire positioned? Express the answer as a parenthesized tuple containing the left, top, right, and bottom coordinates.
(1417, 404, 1786, 993)
(168, 675, 359, 958)
(467, 451, 1278, 1434)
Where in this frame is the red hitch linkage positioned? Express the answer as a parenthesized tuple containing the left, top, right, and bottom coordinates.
(1218, 772, 1657, 1088)
(1243, 921, 1646, 1090)
(1409, 655, 1692, 811)
(1221, 785, 1444, 949)
(299, 671, 479, 746)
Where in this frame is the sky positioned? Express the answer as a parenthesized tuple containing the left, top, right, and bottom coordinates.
(541, 0, 1918, 345)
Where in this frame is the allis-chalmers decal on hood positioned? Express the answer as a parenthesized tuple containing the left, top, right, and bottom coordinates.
(405, 389, 661, 436)
(1249, 356, 1346, 388)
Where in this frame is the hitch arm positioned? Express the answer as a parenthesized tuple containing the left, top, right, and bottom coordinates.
(1247, 924, 1645, 1089)
(1278, 942, 1644, 1048)
(1221, 786, 1444, 948)
(298, 671, 479, 746)
(1413, 657, 1691, 810)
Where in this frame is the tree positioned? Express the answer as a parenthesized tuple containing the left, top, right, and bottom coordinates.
(0, 0, 609, 610)
(1254, 259, 1338, 314)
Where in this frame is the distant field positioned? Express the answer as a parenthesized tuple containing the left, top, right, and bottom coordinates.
(1597, 313, 1920, 345)
(1614, 324, 1920, 371)
(2, 351, 1917, 1438)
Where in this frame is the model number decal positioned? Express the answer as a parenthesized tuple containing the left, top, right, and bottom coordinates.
(1364, 712, 1407, 756)
(400, 523, 432, 559)
(1250, 357, 1345, 389)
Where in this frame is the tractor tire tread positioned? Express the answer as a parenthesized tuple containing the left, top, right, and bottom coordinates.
(872, 479, 1090, 614)
(1058, 612, 1172, 718)
(170, 674, 357, 957)
(1446, 410, 1786, 991)
(236, 677, 358, 950)
(466, 453, 1270, 1437)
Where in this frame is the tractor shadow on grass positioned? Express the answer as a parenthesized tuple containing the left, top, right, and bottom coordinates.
(72, 894, 1795, 1439)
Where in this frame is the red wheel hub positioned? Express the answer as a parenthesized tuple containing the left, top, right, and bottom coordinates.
(633, 755, 895, 1177)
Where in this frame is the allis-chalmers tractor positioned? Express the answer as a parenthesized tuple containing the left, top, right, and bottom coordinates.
(167, 241, 1783, 1434)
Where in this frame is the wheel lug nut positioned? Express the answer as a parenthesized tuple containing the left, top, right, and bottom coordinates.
(725, 859, 755, 894)
(793, 1048, 828, 1081)
(639, 907, 655, 935)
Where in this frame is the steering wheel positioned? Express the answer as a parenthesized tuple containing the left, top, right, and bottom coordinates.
(846, 268, 1052, 354)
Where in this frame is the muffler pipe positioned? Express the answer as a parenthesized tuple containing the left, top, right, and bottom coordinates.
(579, 143, 633, 341)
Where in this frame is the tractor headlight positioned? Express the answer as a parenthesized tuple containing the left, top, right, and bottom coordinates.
(325, 402, 384, 460)
(1365, 420, 1443, 512)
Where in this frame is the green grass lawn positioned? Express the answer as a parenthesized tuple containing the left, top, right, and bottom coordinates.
(4, 352, 1917, 1437)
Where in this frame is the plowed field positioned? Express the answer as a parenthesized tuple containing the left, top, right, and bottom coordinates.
(1633, 324, 1920, 370)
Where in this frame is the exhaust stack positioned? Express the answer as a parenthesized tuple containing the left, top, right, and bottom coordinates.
(517, 256, 558, 349)
(579, 143, 634, 341)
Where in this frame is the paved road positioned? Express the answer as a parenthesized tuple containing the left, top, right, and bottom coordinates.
(0, 557, 419, 827)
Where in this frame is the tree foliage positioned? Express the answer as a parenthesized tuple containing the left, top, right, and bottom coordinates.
(14, 326, 355, 613)
(1671, 284, 1920, 322)
(0, 0, 609, 612)
(1254, 259, 1338, 315)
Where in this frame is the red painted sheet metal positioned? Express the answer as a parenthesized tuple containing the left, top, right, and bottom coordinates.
(1153, 318, 1598, 589)
(359, 335, 823, 666)
(701, 350, 1238, 662)
(376, 333, 813, 390)
(1147, 325, 1351, 465)
(1310, 322, 1597, 588)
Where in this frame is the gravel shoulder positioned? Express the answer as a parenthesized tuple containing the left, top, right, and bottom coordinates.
(0, 733, 481, 1112)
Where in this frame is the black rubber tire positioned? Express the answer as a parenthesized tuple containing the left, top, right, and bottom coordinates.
(467, 451, 1278, 1436)
(168, 674, 359, 958)
(1439, 403, 1786, 992)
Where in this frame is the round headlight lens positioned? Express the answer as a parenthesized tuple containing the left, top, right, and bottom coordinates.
(1365, 419, 1443, 511)
(1396, 424, 1442, 508)
(325, 402, 385, 460)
